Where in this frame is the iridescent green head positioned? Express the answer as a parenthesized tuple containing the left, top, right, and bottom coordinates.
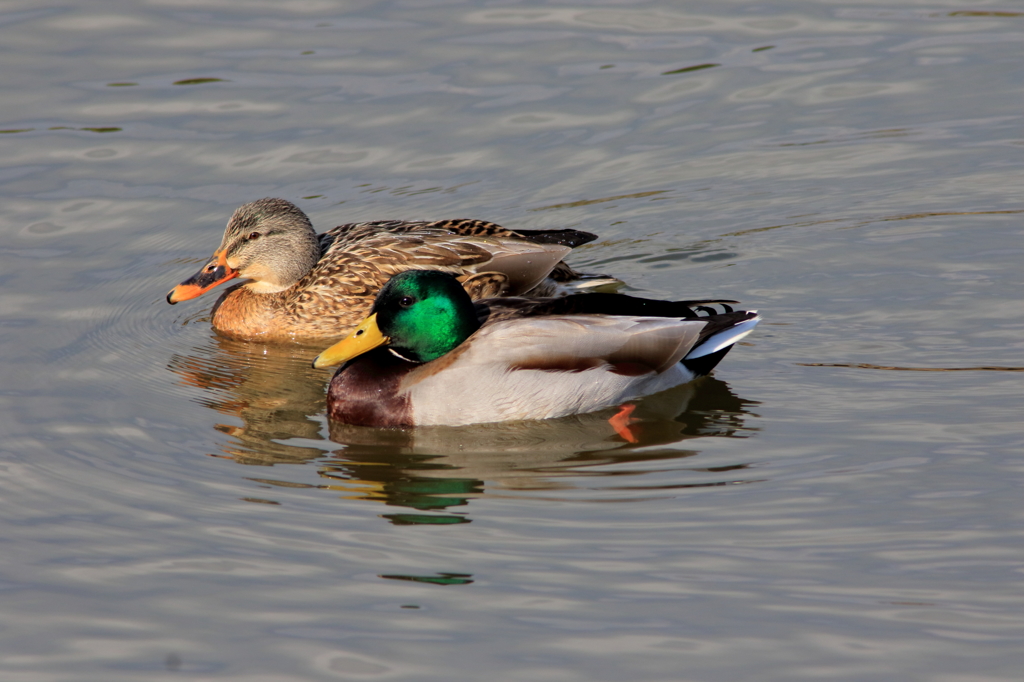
(372, 270, 481, 363)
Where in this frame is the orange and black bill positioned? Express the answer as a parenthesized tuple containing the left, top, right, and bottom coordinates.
(166, 251, 238, 304)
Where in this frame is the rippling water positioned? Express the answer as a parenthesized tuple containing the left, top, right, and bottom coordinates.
(2, 1, 1023, 680)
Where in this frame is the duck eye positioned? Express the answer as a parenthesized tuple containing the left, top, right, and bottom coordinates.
(399, 296, 414, 307)
(247, 231, 261, 240)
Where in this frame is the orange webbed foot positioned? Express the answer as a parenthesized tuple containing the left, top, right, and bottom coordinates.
(609, 403, 639, 443)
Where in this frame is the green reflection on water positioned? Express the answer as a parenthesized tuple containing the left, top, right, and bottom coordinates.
(172, 77, 228, 85)
(662, 63, 720, 75)
(379, 573, 474, 586)
(382, 513, 470, 526)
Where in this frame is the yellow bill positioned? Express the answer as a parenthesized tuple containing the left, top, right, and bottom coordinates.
(312, 313, 389, 369)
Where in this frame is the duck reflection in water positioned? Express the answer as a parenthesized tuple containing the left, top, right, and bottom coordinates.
(167, 334, 333, 465)
(321, 377, 759, 524)
(167, 334, 758, 525)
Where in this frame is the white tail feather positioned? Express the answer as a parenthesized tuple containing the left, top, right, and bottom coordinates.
(559, 276, 623, 292)
(683, 314, 760, 360)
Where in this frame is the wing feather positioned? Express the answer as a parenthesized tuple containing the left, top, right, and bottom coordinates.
(430, 316, 707, 376)
(312, 230, 570, 297)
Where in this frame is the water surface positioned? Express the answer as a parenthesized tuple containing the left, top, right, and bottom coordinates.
(1, 1, 1023, 680)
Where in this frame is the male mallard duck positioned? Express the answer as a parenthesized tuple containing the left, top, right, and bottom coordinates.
(312, 270, 760, 430)
(167, 198, 606, 342)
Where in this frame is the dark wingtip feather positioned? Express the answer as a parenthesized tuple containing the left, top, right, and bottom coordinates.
(512, 228, 598, 247)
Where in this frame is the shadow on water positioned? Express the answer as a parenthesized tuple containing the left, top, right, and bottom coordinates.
(168, 334, 759, 524)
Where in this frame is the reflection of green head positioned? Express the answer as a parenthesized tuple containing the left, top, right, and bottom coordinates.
(372, 270, 482, 363)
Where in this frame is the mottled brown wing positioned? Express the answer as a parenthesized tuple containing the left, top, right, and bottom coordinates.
(458, 272, 510, 299)
(322, 218, 597, 249)
(310, 227, 570, 297)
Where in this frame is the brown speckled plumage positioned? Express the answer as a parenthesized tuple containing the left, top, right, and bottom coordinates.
(168, 198, 607, 343)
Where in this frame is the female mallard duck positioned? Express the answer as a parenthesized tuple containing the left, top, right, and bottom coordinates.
(312, 270, 760, 430)
(167, 198, 606, 342)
